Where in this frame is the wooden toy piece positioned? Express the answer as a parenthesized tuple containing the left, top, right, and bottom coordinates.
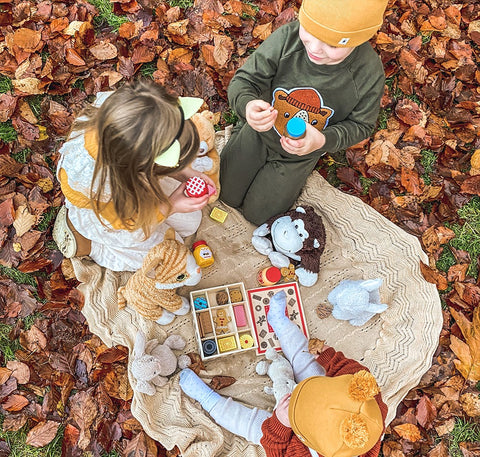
(185, 176, 208, 198)
(210, 207, 228, 223)
(216, 290, 229, 306)
(239, 333, 254, 349)
(233, 304, 247, 327)
(218, 335, 237, 353)
(194, 296, 208, 310)
(202, 339, 217, 356)
(229, 288, 243, 303)
(213, 308, 231, 335)
(281, 263, 298, 283)
(198, 312, 213, 337)
(258, 266, 282, 286)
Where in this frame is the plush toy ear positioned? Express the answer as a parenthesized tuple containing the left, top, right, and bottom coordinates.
(133, 330, 147, 358)
(295, 206, 306, 214)
(313, 239, 320, 249)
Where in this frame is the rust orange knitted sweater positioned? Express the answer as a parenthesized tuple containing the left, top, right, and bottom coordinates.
(260, 348, 388, 457)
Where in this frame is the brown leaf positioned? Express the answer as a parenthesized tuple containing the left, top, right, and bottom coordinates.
(6, 361, 30, 384)
(89, 42, 118, 60)
(210, 375, 236, 390)
(26, 420, 60, 447)
(0, 367, 12, 385)
(213, 34, 234, 68)
(0, 198, 15, 227)
(12, 77, 44, 95)
(449, 307, 480, 381)
(427, 440, 449, 457)
(13, 28, 42, 52)
(416, 395, 436, 429)
(447, 264, 468, 283)
(102, 364, 133, 401)
(0, 93, 17, 122)
(187, 352, 205, 375)
(13, 205, 36, 237)
(308, 338, 326, 356)
(168, 47, 193, 65)
(0, 156, 23, 178)
(401, 167, 423, 195)
(393, 423, 422, 442)
(2, 413, 28, 432)
(69, 389, 98, 450)
(19, 325, 47, 353)
(2, 394, 29, 412)
(420, 261, 448, 290)
(253, 22, 272, 40)
(460, 175, 480, 196)
(459, 392, 480, 417)
(123, 431, 157, 457)
(65, 48, 86, 66)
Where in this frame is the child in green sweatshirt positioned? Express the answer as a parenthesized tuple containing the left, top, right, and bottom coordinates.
(220, 0, 389, 225)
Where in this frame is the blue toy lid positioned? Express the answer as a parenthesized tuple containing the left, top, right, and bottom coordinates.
(286, 118, 306, 138)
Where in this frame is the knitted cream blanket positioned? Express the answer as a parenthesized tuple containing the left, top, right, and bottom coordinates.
(72, 172, 441, 457)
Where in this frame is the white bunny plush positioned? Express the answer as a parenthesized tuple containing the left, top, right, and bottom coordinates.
(131, 330, 191, 396)
(256, 347, 297, 408)
(328, 278, 388, 326)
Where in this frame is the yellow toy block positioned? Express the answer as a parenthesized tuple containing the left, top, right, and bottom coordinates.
(218, 335, 237, 353)
(210, 207, 228, 223)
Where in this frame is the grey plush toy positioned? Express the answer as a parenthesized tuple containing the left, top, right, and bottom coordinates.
(327, 278, 388, 326)
(131, 330, 191, 396)
(256, 347, 297, 408)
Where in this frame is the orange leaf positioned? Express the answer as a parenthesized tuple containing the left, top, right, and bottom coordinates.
(308, 337, 326, 355)
(2, 394, 29, 412)
(26, 421, 60, 447)
(213, 34, 233, 68)
(168, 47, 193, 65)
(447, 264, 468, 282)
(0, 367, 12, 385)
(393, 423, 422, 441)
(6, 361, 30, 384)
(50, 17, 69, 34)
(123, 431, 157, 457)
(66, 48, 86, 66)
(13, 28, 42, 52)
(119, 21, 141, 39)
(253, 22, 272, 41)
(449, 307, 480, 381)
(401, 167, 423, 195)
(420, 261, 448, 290)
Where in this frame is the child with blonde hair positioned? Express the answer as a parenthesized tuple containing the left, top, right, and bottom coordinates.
(53, 80, 215, 272)
(180, 290, 388, 456)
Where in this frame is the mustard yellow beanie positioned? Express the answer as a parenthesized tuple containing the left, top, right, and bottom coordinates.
(298, 0, 389, 47)
(288, 371, 384, 457)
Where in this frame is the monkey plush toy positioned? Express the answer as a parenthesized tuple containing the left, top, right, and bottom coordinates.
(251, 206, 326, 287)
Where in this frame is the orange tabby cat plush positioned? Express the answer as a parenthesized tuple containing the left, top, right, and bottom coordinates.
(118, 228, 202, 325)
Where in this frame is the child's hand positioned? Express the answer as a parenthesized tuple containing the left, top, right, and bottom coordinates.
(246, 99, 277, 132)
(275, 393, 291, 428)
(171, 167, 216, 189)
(280, 124, 326, 156)
(168, 183, 209, 214)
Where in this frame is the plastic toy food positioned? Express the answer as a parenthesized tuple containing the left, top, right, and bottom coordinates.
(192, 240, 214, 268)
(185, 176, 209, 197)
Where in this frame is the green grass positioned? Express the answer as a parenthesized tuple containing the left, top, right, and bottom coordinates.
(71, 78, 85, 91)
(87, 0, 128, 31)
(360, 176, 376, 195)
(420, 149, 437, 185)
(0, 415, 64, 457)
(0, 323, 21, 362)
(11, 148, 31, 164)
(37, 206, 59, 233)
(0, 75, 13, 93)
(377, 107, 391, 130)
(102, 451, 120, 457)
(436, 245, 456, 273)
(168, 0, 194, 8)
(140, 61, 157, 79)
(0, 120, 18, 143)
(446, 196, 480, 278)
(448, 418, 480, 457)
(27, 95, 44, 119)
(241, 0, 260, 19)
(223, 108, 238, 125)
(0, 265, 37, 288)
(420, 31, 433, 45)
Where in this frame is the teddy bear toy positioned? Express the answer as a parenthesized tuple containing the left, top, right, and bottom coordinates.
(118, 228, 202, 325)
(190, 111, 220, 203)
(256, 347, 297, 408)
(251, 206, 326, 287)
(327, 278, 388, 326)
(131, 329, 191, 396)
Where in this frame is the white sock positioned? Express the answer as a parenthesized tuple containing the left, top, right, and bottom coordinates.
(266, 290, 291, 334)
(209, 397, 272, 444)
(179, 368, 221, 413)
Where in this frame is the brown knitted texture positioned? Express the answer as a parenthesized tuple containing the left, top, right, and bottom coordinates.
(118, 235, 189, 320)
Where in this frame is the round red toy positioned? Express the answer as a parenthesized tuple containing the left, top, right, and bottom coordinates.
(185, 176, 208, 198)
